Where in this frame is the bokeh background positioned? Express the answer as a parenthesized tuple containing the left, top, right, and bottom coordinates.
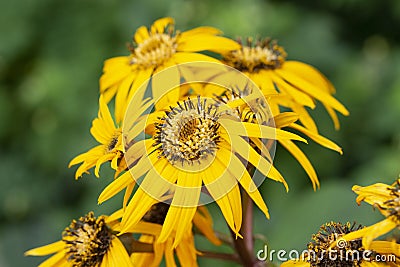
(1, 0, 399, 266)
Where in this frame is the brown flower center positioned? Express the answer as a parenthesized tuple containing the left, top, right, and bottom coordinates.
(306, 222, 366, 267)
(153, 97, 221, 165)
(223, 37, 287, 72)
(63, 212, 112, 267)
(129, 28, 177, 68)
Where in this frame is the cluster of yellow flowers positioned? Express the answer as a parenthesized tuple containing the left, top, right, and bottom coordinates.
(25, 17, 368, 267)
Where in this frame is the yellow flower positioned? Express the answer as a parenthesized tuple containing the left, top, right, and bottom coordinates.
(99, 17, 240, 120)
(336, 179, 400, 249)
(222, 37, 349, 132)
(215, 87, 343, 190)
(99, 93, 306, 246)
(281, 222, 400, 267)
(25, 212, 133, 267)
(128, 204, 220, 267)
(68, 95, 151, 179)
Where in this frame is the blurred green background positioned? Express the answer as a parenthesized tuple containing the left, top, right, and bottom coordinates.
(1, 0, 399, 266)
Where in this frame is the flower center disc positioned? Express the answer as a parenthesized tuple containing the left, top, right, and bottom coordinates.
(130, 33, 177, 68)
(154, 97, 222, 172)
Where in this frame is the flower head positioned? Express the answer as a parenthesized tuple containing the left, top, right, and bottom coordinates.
(281, 221, 400, 267)
(223, 37, 349, 132)
(99, 17, 240, 118)
(25, 212, 133, 267)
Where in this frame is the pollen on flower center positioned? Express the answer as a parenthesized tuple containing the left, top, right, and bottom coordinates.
(153, 97, 221, 165)
(306, 222, 367, 267)
(129, 32, 177, 68)
(63, 212, 112, 267)
(224, 38, 287, 72)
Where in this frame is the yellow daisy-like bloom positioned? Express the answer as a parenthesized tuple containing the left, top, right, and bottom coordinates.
(215, 87, 343, 190)
(129, 204, 221, 267)
(25, 212, 133, 267)
(281, 222, 400, 267)
(99, 17, 240, 120)
(69, 95, 152, 179)
(223, 37, 349, 132)
(336, 179, 400, 249)
(102, 93, 306, 246)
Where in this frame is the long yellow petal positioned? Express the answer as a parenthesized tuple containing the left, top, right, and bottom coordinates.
(177, 35, 240, 52)
(164, 239, 177, 267)
(152, 63, 181, 110)
(282, 61, 335, 94)
(279, 139, 319, 190)
(274, 112, 299, 128)
(268, 70, 316, 108)
(202, 163, 239, 235)
(107, 238, 134, 267)
(220, 119, 307, 142)
(275, 69, 349, 115)
(226, 135, 288, 190)
(289, 123, 342, 154)
(290, 103, 318, 133)
(25, 241, 65, 256)
(98, 171, 133, 204)
(179, 26, 222, 39)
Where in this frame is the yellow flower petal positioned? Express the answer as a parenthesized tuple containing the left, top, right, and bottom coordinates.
(134, 26, 150, 44)
(38, 251, 66, 267)
(151, 17, 174, 34)
(289, 123, 343, 154)
(177, 35, 240, 52)
(25, 241, 65, 256)
(274, 112, 299, 128)
(279, 139, 319, 190)
(275, 68, 349, 115)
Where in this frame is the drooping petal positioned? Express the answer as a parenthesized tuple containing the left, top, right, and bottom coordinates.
(220, 119, 307, 142)
(98, 171, 133, 204)
(274, 112, 299, 128)
(275, 68, 349, 115)
(289, 123, 343, 154)
(279, 139, 319, 190)
(25, 241, 65, 256)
